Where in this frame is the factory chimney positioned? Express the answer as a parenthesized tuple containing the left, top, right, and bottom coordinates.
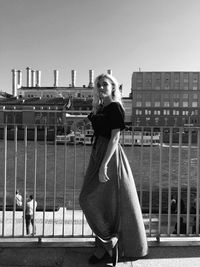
(107, 69, 112, 76)
(88, 69, 94, 87)
(54, 70, 59, 87)
(71, 70, 76, 87)
(17, 70, 22, 89)
(11, 69, 17, 97)
(26, 67, 31, 87)
(36, 70, 41, 87)
(31, 70, 36, 87)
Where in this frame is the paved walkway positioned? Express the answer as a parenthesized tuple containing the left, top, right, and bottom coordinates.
(1, 210, 200, 266)
(0, 244, 200, 267)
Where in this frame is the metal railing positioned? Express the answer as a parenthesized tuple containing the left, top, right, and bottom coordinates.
(0, 110, 200, 241)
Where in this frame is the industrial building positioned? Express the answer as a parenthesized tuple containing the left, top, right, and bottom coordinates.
(132, 71, 200, 127)
(0, 68, 132, 140)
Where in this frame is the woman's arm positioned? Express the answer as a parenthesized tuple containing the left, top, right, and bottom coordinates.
(99, 128, 120, 183)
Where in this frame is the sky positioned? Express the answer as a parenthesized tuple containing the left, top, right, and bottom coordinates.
(1, 0, 200, 96)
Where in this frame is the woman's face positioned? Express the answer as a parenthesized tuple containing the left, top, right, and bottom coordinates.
(97, 78, 113, 99)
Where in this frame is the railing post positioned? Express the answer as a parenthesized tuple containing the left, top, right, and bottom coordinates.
(196, 129, 200, 234)
(12, 125, 18, 236)
(158, 127, 163, 240)
(2, 125, 7, 237)
(167, 127, 173, 236)
(33, 125, 37, 236)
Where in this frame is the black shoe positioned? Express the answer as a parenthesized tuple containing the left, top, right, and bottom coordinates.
(112, 243, 118, 266)
(88, 252, 108, 264)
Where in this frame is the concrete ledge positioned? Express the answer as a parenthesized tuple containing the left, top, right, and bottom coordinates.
(1, 237, 200, 248)
(1, 246, 200, 267)
(0, 237, 95, 247)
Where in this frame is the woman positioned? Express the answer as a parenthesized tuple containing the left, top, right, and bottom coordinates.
(79, 73, 148, 265)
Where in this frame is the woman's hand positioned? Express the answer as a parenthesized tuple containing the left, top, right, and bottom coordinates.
(99, 164, 110, 183)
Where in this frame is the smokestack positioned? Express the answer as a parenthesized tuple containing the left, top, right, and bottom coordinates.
(88, 69, 94, 87)
(71, 70, 76, 87)
(107, 69, 112, 76)
(11, 69, 17, 97)
(26, 67, 31, 87)
(31, 70, 36, 87)
(36, 70, 41, 87)
(17, 70, 22, 89)
(54, 70, 59, 87)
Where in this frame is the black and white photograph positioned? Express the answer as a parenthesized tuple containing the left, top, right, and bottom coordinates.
(1, 0, 200, 266)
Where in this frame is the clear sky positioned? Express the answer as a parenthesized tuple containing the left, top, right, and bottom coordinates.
(1, 0, 200, 96)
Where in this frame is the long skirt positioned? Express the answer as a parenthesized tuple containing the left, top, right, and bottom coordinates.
(79, 136, 148, 258)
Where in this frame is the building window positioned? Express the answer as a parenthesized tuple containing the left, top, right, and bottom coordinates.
(164, 109, 170, 115)
(145, 101, 151, 107)
(145, 109, 151, 115)
(155, 117, 159, 125)
(173, 101, 179, 107)
(182, 110, 189, 116)
(192, 101, 198, 107)
(136, 93, 142, 99)
(192, 93, 198, 99)
(137, 73, 143, 80)
(172, 94, 180, 99)
(136, 109, 142, 115)
(192, 86, 198, 90)
(191, 118, 198, 124)
(193, 73, 198, 81)
(173, 110, 179, 115)
(136, 118, 140, 126)
(154, 110, 160, 115)
(136, 101, 142, 107)
(163, 93, 169, 100)
(164, 102, 170, 107)
(183, 72, 189, 82)
(174, 73, 180, 81)
(183, 101, 188, 107)
(183, 93, 188, 98)
(183, 86, 188, 90)
(155, 102, 160, 107)
(174, 83, 180, 89)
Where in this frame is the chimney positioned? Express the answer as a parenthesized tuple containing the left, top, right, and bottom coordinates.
(119, 84, 123, 93)
(26, 67, 31, 87)
(36, 70, 41, 87)
(54, 70, 59, 87)
(88, 69, 94, 87)
(71, 70, 76, 87)
(31, 70, 36, 87)
(11, 69, 17, 96)
(17, 70, 22, 89)
(107, 69, 112, 76)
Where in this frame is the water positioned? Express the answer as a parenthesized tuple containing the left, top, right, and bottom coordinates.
(0, 140, 198, 211)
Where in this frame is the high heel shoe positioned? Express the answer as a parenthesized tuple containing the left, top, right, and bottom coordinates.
(111, 242, 118, 266)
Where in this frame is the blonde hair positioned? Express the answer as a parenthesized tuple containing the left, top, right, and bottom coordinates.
(92, 73, 124, 114)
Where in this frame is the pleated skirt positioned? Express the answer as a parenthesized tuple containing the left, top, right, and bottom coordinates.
(79, 136, 148, 258)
